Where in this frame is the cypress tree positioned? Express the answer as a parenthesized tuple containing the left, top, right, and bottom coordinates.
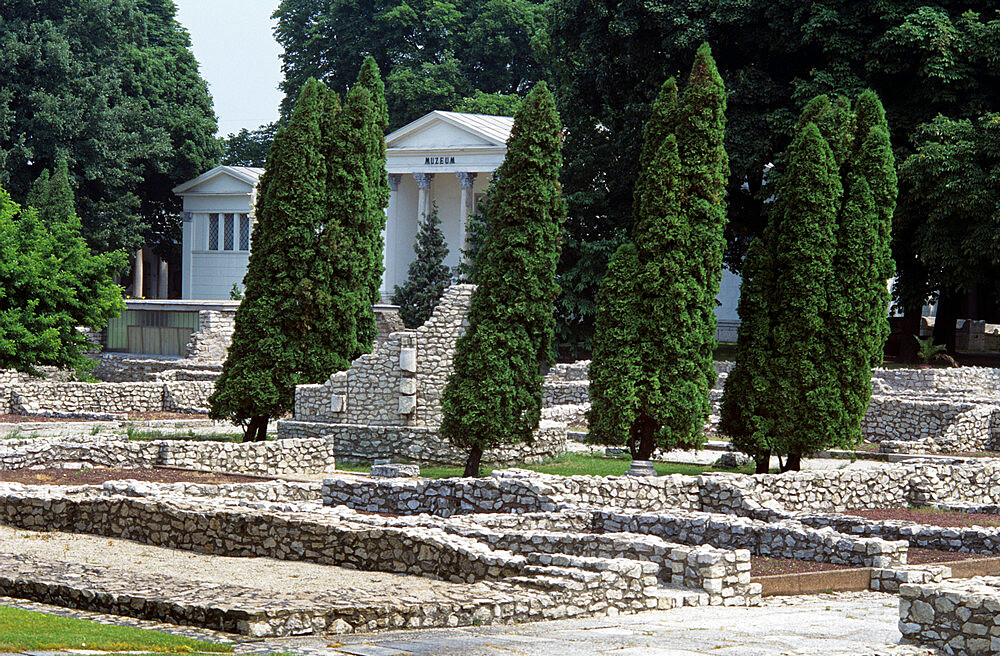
(588, 43, 728, 460)
(767, 122, 842, 470)
(209, 79, 328, 441)
(392, 202, 451, 328)
(27, 159, 75, 223)
(303, 83, 374, 377)
(587, 242, 641, 445)
(440, 82, 565, 476)
(718, 233, 775, 473)
(674, 42, 729, 448)
(852, 90, 897, 367)
(352, 57, 390, 348)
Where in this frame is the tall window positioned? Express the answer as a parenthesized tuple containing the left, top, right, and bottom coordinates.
(239, 214, 250, 251)
(208, 214, 219, 250)
(223, 213, 234, 250)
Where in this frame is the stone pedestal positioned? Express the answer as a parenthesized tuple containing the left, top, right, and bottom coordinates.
(626, 460, 657, 477)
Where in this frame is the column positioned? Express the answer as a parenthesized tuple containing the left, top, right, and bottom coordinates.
(133, 247, 144, 298)
(157, 258, 169, 299)
(384, 174, 402, 302)
(413, 172, 433, 220)
(456, 172, 477, 256)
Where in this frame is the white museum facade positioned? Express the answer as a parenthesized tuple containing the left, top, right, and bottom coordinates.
(172, 110, 742, 335)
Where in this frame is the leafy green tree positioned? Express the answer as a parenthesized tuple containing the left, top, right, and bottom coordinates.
(222, 124, 278, 168)
(898, 113, 1000, 350)
(0, 0, 220, 254)
(587, 44, 728, 459)
(453, 91, 524, 116)
(273, 0, 551, 129)
(209, 79, 329, 442)
(0, 170, 126, 377)
(392, 203, 451, 327)
(440, 82, 565, 476)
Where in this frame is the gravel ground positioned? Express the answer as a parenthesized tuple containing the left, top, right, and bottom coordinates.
(0, 525, 470, 598)
(843, 507, 1000, 527)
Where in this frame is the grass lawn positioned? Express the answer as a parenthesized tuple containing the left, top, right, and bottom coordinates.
(339, 452, 756, 479)
(0, 605, 232, 652)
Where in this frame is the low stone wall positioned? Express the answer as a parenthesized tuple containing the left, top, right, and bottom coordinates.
(278, 420, 567, 466)
(594, 509, 907, 568)
(872, 366, 1000, 396)
(0, 434, 337, 476)
(899, 578, 1000, 655)
(799, 512, 1000, 556)
(2, 381, 213, 417)
(862, 396, 1000, 451)
(92, 354, 222, 383)
(542, 380, 589, 406)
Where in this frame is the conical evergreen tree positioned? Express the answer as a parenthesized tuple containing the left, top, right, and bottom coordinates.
(209, 78, 328, 441)
(392, 202, 451, 328)
(588, 43, 728, 459)
(310, 83, 376, 373)
(352, 57, 390, 348)
(719, 233, 775, 473)
(767, 122, 842, 469)
(440, 82, 565, 476)
(27, 159, 75, 224)
(587, 242, 641, 446)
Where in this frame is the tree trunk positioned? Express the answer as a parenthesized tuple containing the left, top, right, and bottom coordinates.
(933, 290, 960, 354)
(754, 451, 770, 474)
(898, 308, 921, 364)
(629, 413, 657, 461)
(244, 415, 268, 442)
(782, 451, 801, 472)
(464, 445, 483, 477)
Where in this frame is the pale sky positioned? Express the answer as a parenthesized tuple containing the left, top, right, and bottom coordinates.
(174, 0, 285, 137)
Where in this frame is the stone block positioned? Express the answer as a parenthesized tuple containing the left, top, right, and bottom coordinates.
(370, 463, 420, 478)
(399, 348, 417, 373)
(330, 394, 346, 413)
(400, 378, 417, 395)
(398, 395, 417, 415)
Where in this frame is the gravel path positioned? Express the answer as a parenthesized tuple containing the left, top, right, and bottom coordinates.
(0, 525, 469, 598)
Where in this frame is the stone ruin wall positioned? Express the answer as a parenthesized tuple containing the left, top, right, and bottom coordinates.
(279, 284, 569, 465)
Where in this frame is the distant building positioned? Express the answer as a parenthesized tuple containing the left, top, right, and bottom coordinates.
(171, 111, 742, 338)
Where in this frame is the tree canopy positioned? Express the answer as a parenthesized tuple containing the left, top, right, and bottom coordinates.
(273, 0, 551, 129)
(0, 0, 220, 255)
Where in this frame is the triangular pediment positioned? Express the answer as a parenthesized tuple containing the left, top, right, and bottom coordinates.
(173, 166, 263, 195)
(386, 111, 513, 150)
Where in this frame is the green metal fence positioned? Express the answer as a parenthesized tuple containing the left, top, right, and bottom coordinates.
(105, 310, 199, 356)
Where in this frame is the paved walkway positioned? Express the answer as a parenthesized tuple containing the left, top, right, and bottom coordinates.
(1, 592, 937, 656)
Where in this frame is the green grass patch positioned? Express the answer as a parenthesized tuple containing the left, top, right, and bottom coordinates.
(713, 342, 738, 362)
(339, 452, 756, 479)
(0, 604, 232, 652)
(124, 426, 242, 443)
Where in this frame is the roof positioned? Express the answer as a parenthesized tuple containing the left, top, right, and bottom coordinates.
(386, 111, 514, 148)
(172, 165, 264, 195)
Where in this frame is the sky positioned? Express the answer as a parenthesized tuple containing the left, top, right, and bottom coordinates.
(174, 0, 285, 137)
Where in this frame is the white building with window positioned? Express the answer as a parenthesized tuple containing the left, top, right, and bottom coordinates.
(173, 165, 260, 300)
